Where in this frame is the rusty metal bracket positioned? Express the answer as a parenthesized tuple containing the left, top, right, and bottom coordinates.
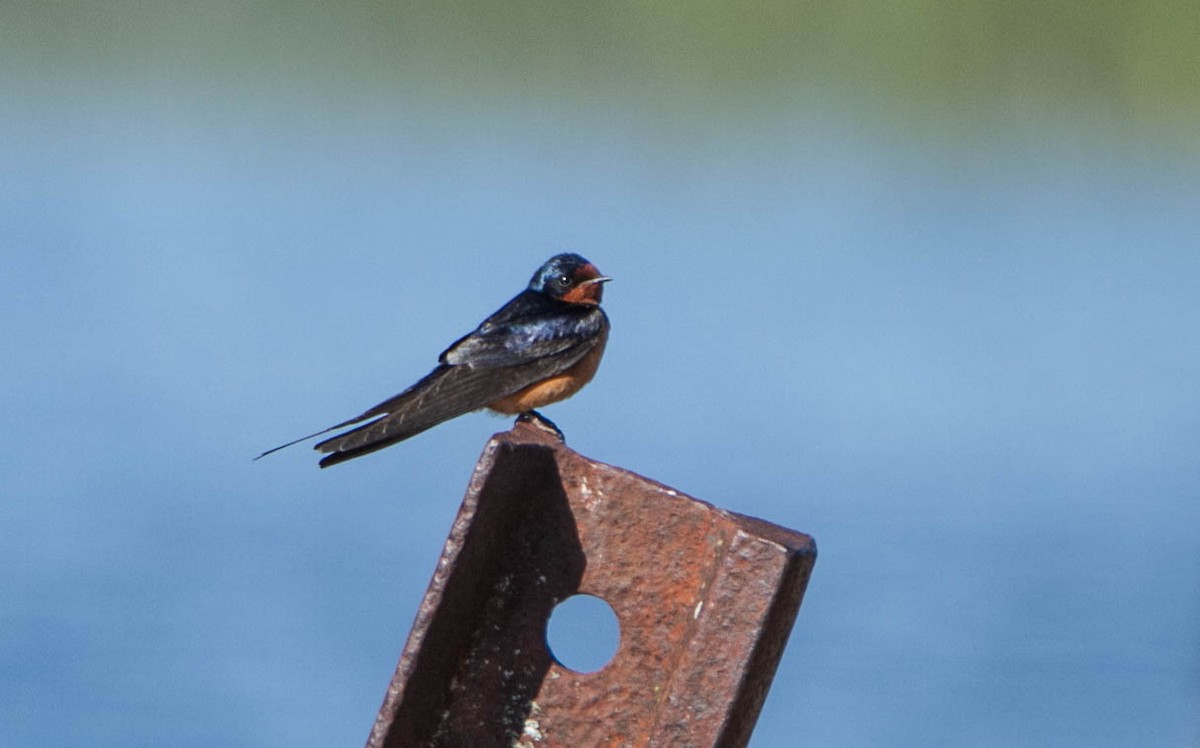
(367, 421, 817, 747)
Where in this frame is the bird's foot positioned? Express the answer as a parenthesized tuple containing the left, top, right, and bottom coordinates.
(516, 410, 565, 442)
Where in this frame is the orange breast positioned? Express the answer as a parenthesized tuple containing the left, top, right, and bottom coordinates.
(487, 330, 608, 415)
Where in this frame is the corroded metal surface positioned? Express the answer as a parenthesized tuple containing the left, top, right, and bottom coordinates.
(367, 421, 817, 748)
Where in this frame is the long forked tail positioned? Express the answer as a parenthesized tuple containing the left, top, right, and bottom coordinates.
(314, 421, 430, 468)
(313, 365, 500, 468)
(252, 377, 422, 462)
(256, 363, 507, 467)
(253, 413, 381, 461)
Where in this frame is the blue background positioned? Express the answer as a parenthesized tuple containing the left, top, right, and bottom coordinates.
(3, 3, 1197, 746)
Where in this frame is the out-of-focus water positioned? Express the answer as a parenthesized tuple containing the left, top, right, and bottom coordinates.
(2, 4, 1197, 746)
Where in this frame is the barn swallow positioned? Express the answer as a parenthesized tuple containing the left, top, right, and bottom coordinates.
(257, 253, 610, 468)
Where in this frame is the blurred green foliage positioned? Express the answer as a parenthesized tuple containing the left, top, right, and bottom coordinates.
(4, 1, 1197, 133)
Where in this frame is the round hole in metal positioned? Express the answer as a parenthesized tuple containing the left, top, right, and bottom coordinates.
(544, 594, 620, 673)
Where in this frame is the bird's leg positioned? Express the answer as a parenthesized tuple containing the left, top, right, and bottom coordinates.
(516, 410, 565, 442)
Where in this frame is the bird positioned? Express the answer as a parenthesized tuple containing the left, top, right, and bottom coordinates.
(256, 253, 611, 468)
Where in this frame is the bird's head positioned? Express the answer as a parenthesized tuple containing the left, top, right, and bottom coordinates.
(529, 253, 611, 305)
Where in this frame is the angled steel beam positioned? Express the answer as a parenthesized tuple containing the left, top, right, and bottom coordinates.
(367, 421, 817, 747)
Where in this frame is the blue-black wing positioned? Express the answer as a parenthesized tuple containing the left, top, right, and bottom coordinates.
(439, 290, 606, 368)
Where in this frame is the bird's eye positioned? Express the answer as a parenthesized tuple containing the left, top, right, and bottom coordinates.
(557, 274, 572, 287)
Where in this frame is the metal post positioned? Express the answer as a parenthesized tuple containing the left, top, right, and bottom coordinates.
(367, 420, 817, 747)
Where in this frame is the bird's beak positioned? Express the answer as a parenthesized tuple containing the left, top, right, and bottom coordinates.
(581, 276, 612, 286)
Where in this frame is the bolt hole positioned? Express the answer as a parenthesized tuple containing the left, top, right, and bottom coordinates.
(544, 594, 620, 673)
